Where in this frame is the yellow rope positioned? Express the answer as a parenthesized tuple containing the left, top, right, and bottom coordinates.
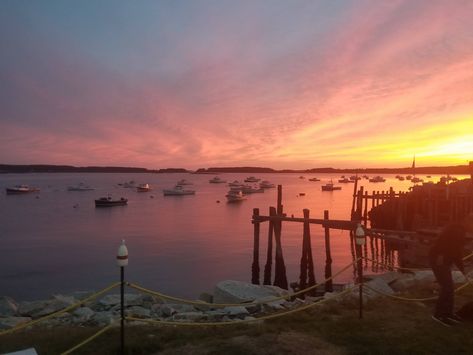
(363, 280, 472, 302)
(0, 282, 120, 336)
(125, 286, 356, 327)
(363, 251, 473, 272)
(127, 259, 359, 308)
(60, 324, 114, 355)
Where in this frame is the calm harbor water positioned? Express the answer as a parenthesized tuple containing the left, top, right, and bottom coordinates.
(0, 172, 462, 301)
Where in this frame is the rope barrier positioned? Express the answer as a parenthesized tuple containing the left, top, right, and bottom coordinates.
(0, 282, 120, 336)
(363, 279, 472, 302)
(127, 259, 359, 308)
(125, 286, 357, 327)
(363, 250, 473, 273)
(60, 324, 114, 355)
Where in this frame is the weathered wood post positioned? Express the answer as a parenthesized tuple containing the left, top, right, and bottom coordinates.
(363, 191, 369, 225)
(263, 207, 275, 285)
(299, 209, 316, 296)
(323, 210, 333, 292)
(273, 185, 288, 289)
(351, 178, 359, 219)
(251, 208, 260, 285)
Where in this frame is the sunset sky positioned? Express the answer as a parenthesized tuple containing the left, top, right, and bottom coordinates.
(1, 0, 472, 169)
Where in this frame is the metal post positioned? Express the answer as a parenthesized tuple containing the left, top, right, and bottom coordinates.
(120, 266, 125, 355)
(357, 244, 363, 319)
(117, 240, 128, 355)
(355, 224, 366, 319)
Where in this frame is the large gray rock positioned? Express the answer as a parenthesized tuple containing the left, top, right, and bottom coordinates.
(72, 307, 95, 323)
(92, 311, 117, 326)
(0, 316, 31, 330)
(390, 275, 416, 292)
(363, 278, 395, 300)
(214, 280, 288, 304)
(32, 299, 70, 318)
(18, 300, 50, 317)
(125, 306, 151, 318)
(0, 296, 18, 317)
(52, 294, 77, 306)
(222, 306, 250, 317)
(411, 270, 435, 288)
(172, 311, 206, 322)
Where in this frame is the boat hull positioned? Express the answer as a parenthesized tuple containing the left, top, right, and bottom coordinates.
(95, 198, 128, 207)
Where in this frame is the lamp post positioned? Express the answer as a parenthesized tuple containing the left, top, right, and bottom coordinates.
(117, 240, 128, 355)
(355, 223, 366, 319)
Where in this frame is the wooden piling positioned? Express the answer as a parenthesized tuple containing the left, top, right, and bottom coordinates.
(251, 208, 260, 285)
(323, 210, 333, 292)
(273, 208, 288, 289)
(263, 207, 275, 285)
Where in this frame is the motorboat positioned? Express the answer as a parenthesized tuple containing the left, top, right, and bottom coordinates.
(244, 176, 260, 183)
(95, 197, 128, 207)
(321, 181, 342, 191)
(369, 176, 386, 183)
(122, 180, 137, 188)
(67, 183, 94, 191)
(163, 185, 195, 196)
(177, 179, 193, 185)
(6, 185, 40, 194)
(349, 175, 361, 181)
(362, 175, 369, 179)
(411, 177, 423, 183)
(228, 180, 243, 187)
(209, 176, 227, 184)
(308, 177, 320, 182)
(406, 175, 412, 180)
(241, 185, 264, 194)
(226, 189, 246, 202)
(137, 183, 151, 192)
(299, 176, 305, 179)
(259, 180, 275, 188)
(338, 178, 353, 183)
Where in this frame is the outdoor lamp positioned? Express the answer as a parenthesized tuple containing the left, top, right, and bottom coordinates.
(117, 239, 128, 267)
(355, 223, 366, 246)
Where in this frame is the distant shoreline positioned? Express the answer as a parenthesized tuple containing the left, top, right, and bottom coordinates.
(0, 163, 471, 175)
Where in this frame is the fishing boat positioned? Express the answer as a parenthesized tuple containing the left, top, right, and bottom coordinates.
(6, 185, 40, 194)
(244, 176, 260, 183)
(177, 179, 193, 186)
(321, 180, 341, 191)
(259, 180, 275, 188)
(338, 178, 353, 183)
(67, 183, 94, 191)
(369, 176, 386, 183)
(163, 185, 195, 196)
(228, 180, 243, 187)
(411, 177, 423, 184)
(209, 176, 227, 184)
(136, 183, 151, 192)
(241, 185, 264, 194)
(225, 189, 246, 202)
(95, 197, 128, 207)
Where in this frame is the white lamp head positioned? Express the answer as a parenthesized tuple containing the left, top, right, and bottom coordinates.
(117, 239, 128, 267)
(355, 223, 366, 245)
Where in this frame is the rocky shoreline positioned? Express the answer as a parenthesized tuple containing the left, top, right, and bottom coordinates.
(0, 270, 469, 331)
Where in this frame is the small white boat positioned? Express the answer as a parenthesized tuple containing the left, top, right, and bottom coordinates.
(177, 179, 193, 186)
(137, 183, 151, 192)
(244, 176, 260, 183)
(68, 183, 94, 191)
(163, 185, 195, 196)
(308, 177, 320, 182)
(6, 185, 40, 194)
(209, 176, 227, 184)
(259, 180, 275, 188)
(226, 189, 246, 202)
(411, 177, 423, 183)
(321, 180, 341, 191)
(369, 176, 386, 183)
